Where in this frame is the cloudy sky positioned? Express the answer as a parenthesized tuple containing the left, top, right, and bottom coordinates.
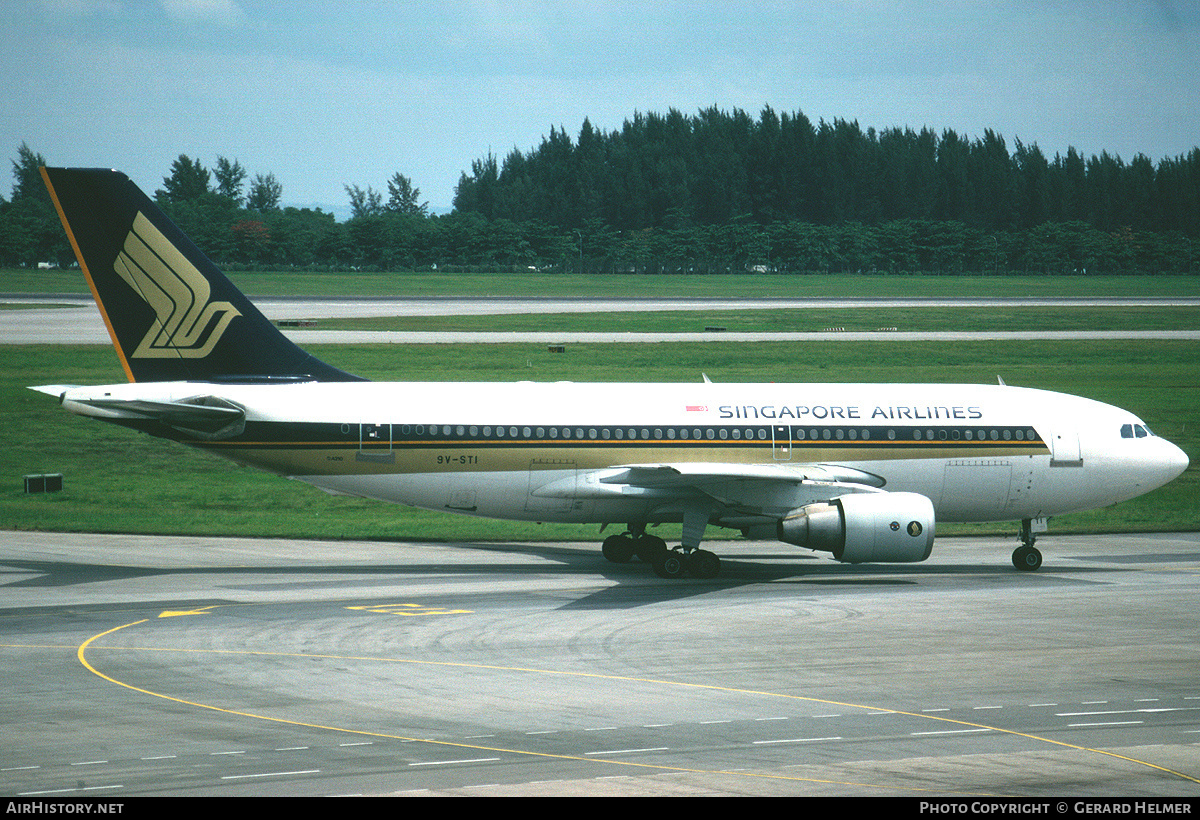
(2, 1, 1197, 215)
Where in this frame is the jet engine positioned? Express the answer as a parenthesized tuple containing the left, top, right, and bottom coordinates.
(776, 492, 935, 563)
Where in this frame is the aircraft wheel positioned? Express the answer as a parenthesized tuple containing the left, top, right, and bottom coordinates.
(635, 534, 668, 563)
(653, 550, 687, 579)
(602, 534, 636, 563)
(687, 549, 721, 579)
(1012, 545, 1043, 571)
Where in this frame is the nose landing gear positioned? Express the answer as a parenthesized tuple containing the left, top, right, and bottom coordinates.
(1012, 518, 1044, 571)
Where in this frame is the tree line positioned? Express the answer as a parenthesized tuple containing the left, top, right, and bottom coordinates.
(2, 105, 1198, 275)
(454, 107, 1199, 237)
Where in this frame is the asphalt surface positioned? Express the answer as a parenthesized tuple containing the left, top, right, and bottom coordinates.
(4, 295, 1200, 345)
(2, 530, 1198, 797)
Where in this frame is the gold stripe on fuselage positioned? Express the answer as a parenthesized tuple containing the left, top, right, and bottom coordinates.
(196, 439, 1050, 477)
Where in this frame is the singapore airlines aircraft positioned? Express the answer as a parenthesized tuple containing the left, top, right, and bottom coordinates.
(33, 167, 1189, 578)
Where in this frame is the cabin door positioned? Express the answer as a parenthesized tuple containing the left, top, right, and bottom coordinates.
(357, 422, 394, 463)
(772, 425, 793, 461)
(1049, 428, 1083, 467)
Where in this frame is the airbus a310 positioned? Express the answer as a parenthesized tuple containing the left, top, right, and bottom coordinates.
(32, 167, 1189, 578)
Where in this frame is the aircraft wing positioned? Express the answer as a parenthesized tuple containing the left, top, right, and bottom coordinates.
(533, 461, 885, 511)
(532, 460, 893, 546)
(600, 462, 886, 489)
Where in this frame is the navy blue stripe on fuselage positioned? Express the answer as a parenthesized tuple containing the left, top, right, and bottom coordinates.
(185, 421, 1048, 451)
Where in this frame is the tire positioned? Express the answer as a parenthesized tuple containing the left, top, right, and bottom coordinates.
(1012, 545, 1043, 571)
(653, 550, 686, 579)
(687, 549, 721, 579)
(601, 534, 635, 563)
(634, 534, 668, 563)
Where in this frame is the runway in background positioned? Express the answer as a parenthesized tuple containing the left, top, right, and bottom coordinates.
(4, 294, 1200, 344)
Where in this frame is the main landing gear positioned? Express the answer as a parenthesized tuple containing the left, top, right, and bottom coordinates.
(1012, 518, 1044, 571)
(601, 529, 722, 579)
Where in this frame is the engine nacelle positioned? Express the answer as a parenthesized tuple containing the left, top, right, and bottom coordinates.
(776, 492, 935, 563)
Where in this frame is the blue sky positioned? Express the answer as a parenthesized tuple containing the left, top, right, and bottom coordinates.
(2, 1, 1197, 216)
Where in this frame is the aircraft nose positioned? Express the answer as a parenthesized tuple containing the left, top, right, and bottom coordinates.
(1144, 437, 1191, 491)
(1164, 440, 1190, 481)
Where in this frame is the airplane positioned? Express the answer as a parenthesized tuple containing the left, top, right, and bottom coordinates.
(32, 166, 1189, 578)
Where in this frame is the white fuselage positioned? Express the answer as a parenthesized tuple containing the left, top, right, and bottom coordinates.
(60, 380, 1189, 533)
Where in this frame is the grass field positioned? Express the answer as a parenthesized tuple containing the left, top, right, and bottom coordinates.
(314, 305, 1200, 333)
(6, 268, 1200, 298)
(3, 328, 1196, 546)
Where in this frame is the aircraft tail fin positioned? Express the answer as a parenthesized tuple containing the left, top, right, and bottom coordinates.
(40, 167, 362, 383)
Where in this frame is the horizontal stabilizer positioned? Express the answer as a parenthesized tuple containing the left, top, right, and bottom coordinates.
(29, 384, 80, 398)
(55, 391, 246, 440)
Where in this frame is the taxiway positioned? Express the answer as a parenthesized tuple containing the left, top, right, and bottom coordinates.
(3, 295, 1199, 345)
(2, 530, 1198, 796)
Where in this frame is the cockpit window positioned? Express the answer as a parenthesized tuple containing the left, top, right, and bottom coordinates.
(1121, 423, 1153, 439)
(1121, 423, 1133, 439)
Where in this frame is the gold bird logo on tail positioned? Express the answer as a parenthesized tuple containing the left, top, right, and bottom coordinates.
(113, 212, 240, 358)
